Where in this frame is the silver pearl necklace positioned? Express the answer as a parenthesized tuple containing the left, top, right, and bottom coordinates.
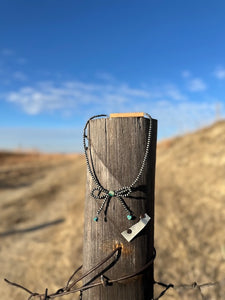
(83, 113, 152, 222)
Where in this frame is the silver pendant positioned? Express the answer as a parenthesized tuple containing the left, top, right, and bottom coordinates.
(121, 213, 151, 242)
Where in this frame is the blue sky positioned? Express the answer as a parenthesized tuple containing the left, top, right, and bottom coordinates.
(0, 0, 225, 152)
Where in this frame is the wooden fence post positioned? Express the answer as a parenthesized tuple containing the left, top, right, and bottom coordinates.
(83, 113, 157, 300)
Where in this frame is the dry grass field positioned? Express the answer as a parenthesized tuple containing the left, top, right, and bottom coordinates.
(0, 120, 225, 299)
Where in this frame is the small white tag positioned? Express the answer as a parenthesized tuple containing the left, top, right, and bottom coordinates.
(121, 213, 151, 242)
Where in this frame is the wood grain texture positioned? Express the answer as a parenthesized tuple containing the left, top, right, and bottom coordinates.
(110, 112, 145, 118)
(83, 116, 157, 300)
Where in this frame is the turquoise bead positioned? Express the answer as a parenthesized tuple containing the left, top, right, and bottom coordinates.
(127, 215, 132, 220)
(108, 190, 115, 197)
(94, 216, 98, 222)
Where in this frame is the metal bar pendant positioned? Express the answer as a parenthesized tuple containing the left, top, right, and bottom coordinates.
(121, 213, 151, 242)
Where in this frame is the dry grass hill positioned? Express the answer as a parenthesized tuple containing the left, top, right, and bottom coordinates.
(0, 120, 225, 299)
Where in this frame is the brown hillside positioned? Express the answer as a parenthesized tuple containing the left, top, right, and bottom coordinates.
(155, 120, 225, 299)
(0, 120, 225, 299)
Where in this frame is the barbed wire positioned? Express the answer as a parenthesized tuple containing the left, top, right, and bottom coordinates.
(4, 246, 156, 299)
(5, 277, 225, 300)
(4, 246, 225, 300)
(154, 279, 225, 300)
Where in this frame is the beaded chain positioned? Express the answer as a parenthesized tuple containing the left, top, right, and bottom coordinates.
(83, 113, 152, 222)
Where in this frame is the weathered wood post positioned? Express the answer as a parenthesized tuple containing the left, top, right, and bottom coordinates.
(83, 112, 157, 300)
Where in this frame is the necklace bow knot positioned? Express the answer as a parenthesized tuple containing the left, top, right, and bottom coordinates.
(91, 186, 133, 221)
(91, 186, 132, 199)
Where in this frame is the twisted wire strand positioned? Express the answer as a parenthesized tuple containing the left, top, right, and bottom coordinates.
(154, 279, 225, 300)
(4, 247, 156, 299)
(5, 272, 225, 300)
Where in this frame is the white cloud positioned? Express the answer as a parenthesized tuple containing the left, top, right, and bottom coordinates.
(13, 71, 27, 81)
(5, 80, 149, 115)
(0, 100, 222, 152)
(7, 85, 70, 115)
(95, 72, 115, 81)
(131, 99, 223, 139)
(3, 76, 224, 147)
(182, 71, 207, 92)
(117, 84, 150, 98)
(164, 84, 187, 101)
(16, 57, 28, 65)
(213, 67, 225, 80)
(1, 48, 14, 56)
(3, 79, 190, 116)
(181, 70, 191, 78)
(138, 84, 187, 101)
(187, 78, 207, 92)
